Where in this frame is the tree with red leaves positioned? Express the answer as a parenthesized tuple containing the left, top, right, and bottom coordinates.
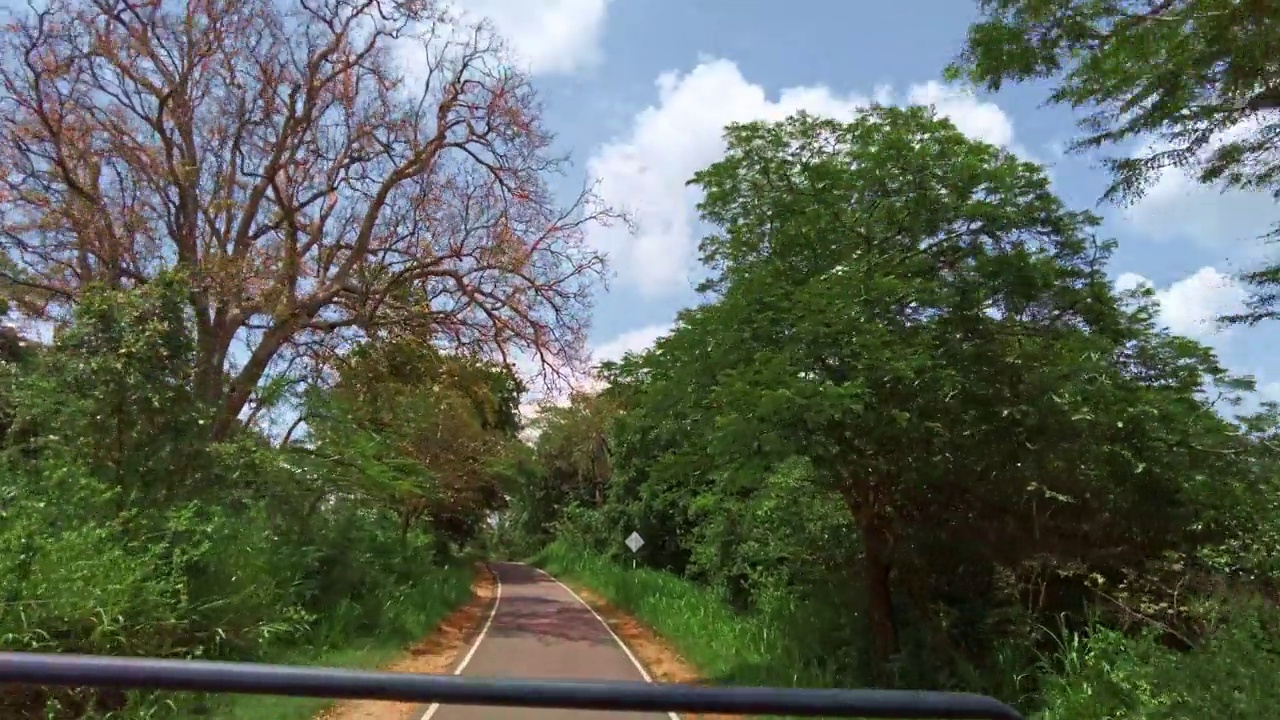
(0, 0, 614, 439)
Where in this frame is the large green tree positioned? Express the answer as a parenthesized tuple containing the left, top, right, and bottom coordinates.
(947, 0, 1280, 323)
(606, 107, 1247, 679)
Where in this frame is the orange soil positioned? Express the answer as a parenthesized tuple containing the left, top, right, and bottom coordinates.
(314, 563, 498, 720)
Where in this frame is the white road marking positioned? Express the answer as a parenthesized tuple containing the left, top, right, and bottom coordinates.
(530, 564, 683, 720)
(418, 565, 503, 720)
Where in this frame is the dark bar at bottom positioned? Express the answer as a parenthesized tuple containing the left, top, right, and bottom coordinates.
(0, 652, 1023, 719)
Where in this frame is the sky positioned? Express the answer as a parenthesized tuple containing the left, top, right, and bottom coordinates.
(444, 0, 1280, 409)
(4, 0, 1270, 426)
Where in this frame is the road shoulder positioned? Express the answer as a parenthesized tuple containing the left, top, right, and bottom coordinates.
(538, 572, 737, 720)
(314, 563, 499, 720)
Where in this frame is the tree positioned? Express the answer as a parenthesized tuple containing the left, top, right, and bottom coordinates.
(305, 336, 526, 551)
(609, 108, 1246, 680)
(945, 0, 1280, 323)
(489, 391, 622, 555)
(533, 392, 619, 508)
(0, 0, 614, 439)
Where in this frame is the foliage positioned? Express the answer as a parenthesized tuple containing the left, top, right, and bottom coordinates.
(0, 0, 614, 439)
(499, 108, 1280, 717)
(0, 276, 509, 719)
(492, 392, 623, 557)
(946, 0, 1280, 323)
(0, 0, 609, 713)
(304, 336, 531, 554)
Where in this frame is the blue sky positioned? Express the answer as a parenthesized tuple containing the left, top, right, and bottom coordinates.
(464, 0, 1280, 406)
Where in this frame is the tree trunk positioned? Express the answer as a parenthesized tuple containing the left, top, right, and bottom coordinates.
(192, 309, 225, 409)
(210, 315, 301, 440)
(861, 516, 898, 683)
(839, 481, 899, 682)
(399, 506, 417, 544)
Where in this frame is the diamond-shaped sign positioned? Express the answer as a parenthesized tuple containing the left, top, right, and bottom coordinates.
(625, 531, 644, 553)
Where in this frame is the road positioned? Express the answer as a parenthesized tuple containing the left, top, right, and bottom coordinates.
(419, 562, 678, 720)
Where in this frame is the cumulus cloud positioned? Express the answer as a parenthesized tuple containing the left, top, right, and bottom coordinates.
(444, 0, 610, 76)
(590, 322, 672, 364)
(1123, 168, 1275, 255)
(1115, 266, 1247, 340)
(1122, 120, 1277, 256)
(906, 81, 1017, 150)
(585, 59, 1024, 296)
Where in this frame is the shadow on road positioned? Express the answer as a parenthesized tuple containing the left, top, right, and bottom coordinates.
(489, 563, 544, 585)
(487, 595, 617, 647)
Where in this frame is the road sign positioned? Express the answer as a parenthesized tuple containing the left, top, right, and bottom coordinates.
(625, 531, 644, 553)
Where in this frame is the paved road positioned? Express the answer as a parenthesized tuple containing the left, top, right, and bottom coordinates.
(421, 562, 675, 720)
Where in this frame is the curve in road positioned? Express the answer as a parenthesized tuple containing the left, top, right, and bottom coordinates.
(420, 562, 680, 720)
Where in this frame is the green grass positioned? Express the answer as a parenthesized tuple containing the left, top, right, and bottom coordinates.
(196, 644, 408, 720)
(179, 563, 478, 720)
(534, 543, 1280, 720)
(532, 541, 844, 690)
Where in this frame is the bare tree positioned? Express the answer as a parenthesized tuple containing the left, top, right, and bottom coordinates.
(0, 0, 614, 438)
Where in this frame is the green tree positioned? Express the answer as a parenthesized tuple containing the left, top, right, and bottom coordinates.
(946, 0, 1280, 323)
(305, 338, 527, 555)
(535, 393, 620, 508)
(3, 275, 212, 507)
(491, 391, 624, 556)
(607, 107, 1247, 681)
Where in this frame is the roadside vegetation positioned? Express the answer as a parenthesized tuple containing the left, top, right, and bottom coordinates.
(501, 3, 1280, 718)
(3, 0, 1279, 719)
(0, 0, 587, 717)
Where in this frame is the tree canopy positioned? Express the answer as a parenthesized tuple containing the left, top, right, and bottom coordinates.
(0, 0, 613, 438)
(946, 0, 1280, 324)
(501, 108, 1280, 710)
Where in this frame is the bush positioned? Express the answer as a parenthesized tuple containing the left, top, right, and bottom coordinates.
(1039, 603, 1280, 720)
(539, 543, 1280, 720)
(0, 279, 484, 718)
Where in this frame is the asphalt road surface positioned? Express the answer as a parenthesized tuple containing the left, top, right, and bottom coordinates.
(420, 562, 677, 720)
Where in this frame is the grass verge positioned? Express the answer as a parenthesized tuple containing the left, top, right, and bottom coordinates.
(532, 542, 1280, 720)
(186, 562, 477, 720)
(531, 541, 843, 691)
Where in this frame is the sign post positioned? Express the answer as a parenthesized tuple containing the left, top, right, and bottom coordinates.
(625, 531, 644, 570)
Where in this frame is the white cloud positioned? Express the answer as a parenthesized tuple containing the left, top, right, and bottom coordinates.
(1123, 120, 1278, 256)
(568, 322, 672, 396)
(585, 59, 1022, 296)
(906, 81, 1016, 150)
(445, 0, 610, 76)
(1124, 170, 1275, 254)
(1116, 266, 1247, 340)
(591, 322, 672, 364)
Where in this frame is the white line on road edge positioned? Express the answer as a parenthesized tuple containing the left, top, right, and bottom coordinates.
(419, 564, 503, 720)
(529, 564, 682, 720)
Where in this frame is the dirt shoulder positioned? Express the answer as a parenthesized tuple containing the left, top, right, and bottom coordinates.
(315, 563, 498, 720)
